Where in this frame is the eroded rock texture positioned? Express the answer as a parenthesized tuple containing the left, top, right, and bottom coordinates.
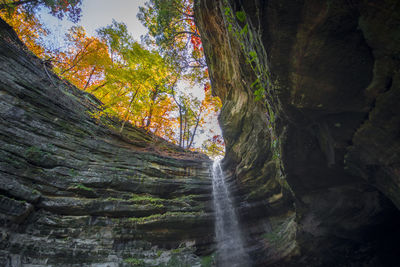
(196, 0, 400, 266)
(0, 19, 214, 266)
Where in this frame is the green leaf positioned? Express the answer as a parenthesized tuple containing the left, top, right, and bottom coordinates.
(249, 50, 257, 60)
(269, 112, 275, 123)
(254, 87, 265, 101)
(224, 7, 231, 16)
(240, 24, 248, 35)
(235, 11, 246, 23)
(251, 78, 260, 88)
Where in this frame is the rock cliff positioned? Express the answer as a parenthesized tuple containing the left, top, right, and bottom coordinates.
(196, 0, 400, 266)
(0, 19, 214, 267)
(2, 0, 400, 265)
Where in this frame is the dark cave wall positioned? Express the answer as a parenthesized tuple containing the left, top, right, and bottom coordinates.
(195, 0, 400, 266)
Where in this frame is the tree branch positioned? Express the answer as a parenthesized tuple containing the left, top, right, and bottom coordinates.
(119, 87, 139, 132)
(170, 30, 201, 40)
(0, 0, 38, 9)
(61, 39, 94, 75)
(187, 106, 203, 149)
(83, 66, 96, 90)
(90, 81, 108, 93)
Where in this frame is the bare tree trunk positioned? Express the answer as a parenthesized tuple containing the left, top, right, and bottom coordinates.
(83, 66, 96, 90)
(187, 107, 203, 149)
(183, 113, 187, 148)
(90, 81, 107, 93)
(119, 97, 134, 133)
(179, 106, 183, 147)
(146, 87, 159, 130)
(119, 89, 139, 133)
(170, 80, 184, 147)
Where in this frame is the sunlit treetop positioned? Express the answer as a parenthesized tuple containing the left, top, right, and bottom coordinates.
(138, 0, 224, 153)
(0, 0, 223, 154)
(51, 25, 112, 89)
(138, 0, 206, 82)
(94, 21, 180, 137)
(97, 20, 133, 59)
(138, 0, 195, 44)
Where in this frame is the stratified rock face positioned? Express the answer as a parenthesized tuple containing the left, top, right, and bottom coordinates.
(196, 0, 400, 266)
(0, 19, 214, 266)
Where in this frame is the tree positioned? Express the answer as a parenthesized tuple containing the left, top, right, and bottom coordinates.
(2, 1, 222, 151)
(0, 5, 49, 57)
(171, 81, 221, 149)
(95, 21, 178, 138)
(201, 135, 225, 158)
(138, 0, 223, 151)
(0, 0, 82, 23)
(138, 0, 206, 77)
(51, 26, 112, 90)
(1, 0, 82, 59)
(172, 91, 202, 149)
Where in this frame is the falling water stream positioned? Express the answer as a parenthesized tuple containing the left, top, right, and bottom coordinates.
(212, 160, 250, 267)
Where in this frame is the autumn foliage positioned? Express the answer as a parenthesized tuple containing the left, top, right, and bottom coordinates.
(0, 0, 82, 22)
(52, 26, 111, 90)
(0, 0, 224, 156)
(0, 5, 48, 57)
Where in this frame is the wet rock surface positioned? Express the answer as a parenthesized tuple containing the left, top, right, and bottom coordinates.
(0, 19, 214, 267)
(196, 0, 400, 266)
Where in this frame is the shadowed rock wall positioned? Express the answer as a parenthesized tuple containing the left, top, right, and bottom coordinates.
(195, 0, 400, 266)
(0, 19, 214, 267)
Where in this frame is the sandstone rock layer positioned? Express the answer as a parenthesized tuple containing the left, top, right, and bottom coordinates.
(0, 19, 214, 267)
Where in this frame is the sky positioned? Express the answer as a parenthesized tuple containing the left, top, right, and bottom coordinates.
(38, 0, 222, 150)
(79, 0, 147, 40)
(39, 0, 147, 49)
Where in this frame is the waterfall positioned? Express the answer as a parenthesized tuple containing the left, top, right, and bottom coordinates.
(212, 160, 250, 267)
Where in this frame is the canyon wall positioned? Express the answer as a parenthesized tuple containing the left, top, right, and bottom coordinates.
(0, 19, 214, 267)
(1, 0, 400, 265)
(196, 0, 400, 266)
